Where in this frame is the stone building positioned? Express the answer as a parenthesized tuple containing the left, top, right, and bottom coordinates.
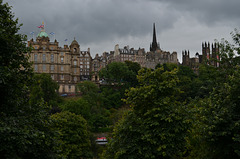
(145, 23, 178, 69)
(110, 44, 146, 67)
(182, 42, 220, 72)
(91, 52, 109, 82)
(28, 27, 92, 94)
(182, 50, 200, 73)
(107, 23, 178, 69)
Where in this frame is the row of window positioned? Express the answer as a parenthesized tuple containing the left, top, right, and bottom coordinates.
(35, 65, 90, 73)
(34, 54, 54, 62)
(34, 54, 90, 66)
(35, 46, 55, 50)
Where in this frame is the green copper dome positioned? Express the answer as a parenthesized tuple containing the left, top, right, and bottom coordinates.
(37, 31, 48, 37)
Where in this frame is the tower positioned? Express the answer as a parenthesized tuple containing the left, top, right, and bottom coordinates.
(202, 42, 210, 63)
(182, 50, 190, 66)
(150, 23, 160, 52)
(212, 42, 219, 67)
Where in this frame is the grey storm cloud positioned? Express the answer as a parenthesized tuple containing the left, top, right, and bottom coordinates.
(3, 0, 240, 60)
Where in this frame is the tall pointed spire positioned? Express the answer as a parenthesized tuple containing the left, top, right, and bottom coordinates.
(153, 23, 157, 45)
(150, 23, 160, 52)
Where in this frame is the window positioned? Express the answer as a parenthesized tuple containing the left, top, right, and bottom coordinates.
(74, 60, 77, 66)
(69, 85, 71, 91)
(87, 65, 89, 69)
(35, 46, 38, 49)
(74, 77, 77, 82)
(34, 54, 38, 62)
(34, 65, 38, 71)
(61, 75, 64, 80)
(42, 54, 46, 62)
(61, 57, 64, 63)
(51, 54, 54, 62)
(43, 64, 46, 71)
(43, 46, 46, 50)
(61, 52, 64, 56)
(50, 47, 53, 50)
(61, 66, 64, 71)
(80, 65, 83, 68)
(74, 68, 76, 74)
(74, 48, 77, 52)
(80, 61, 83, 64)
(51, 65, 54, 71)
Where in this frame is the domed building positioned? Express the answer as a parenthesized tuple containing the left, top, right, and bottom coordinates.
(37, 30, 49, 38)
(28, 26, 92, 95)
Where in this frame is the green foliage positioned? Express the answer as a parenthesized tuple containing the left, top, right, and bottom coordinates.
(99, 61, 139, 87)
(0, 0, 33, 113)
(0, 1, 57, 158)
(51, 111, 92, 159)
(74, 81, 111, 132)
(104, 67, 190, 159)
(185, 29, 240, 158)
(60, 98, 91, 121)
(99, 62, 129, 84)
(0, 101, 58, 159)
(100, 86, 123, 109)
(29, 73, 60, 106)
(76, 80, 99, 96)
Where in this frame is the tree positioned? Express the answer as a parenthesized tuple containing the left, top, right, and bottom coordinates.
(75, 81, 111, 132)
(124, 61, 141, 86)
(103, 67, 190, 159)
(99, 62, 137, 87)
(0, 1, 57, 158)
(29, 73, 60, 106)
(60, 98, 91, 121)
(0, 0, 32, 113)
(186, 68, 240, 159)
(185, 30, 240, 159)
(51, 111, 92, 159)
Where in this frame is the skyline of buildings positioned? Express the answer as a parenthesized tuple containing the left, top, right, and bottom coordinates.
(28, 23, 218, 94)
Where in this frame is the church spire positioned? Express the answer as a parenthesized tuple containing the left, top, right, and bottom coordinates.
(153, 23, 157, 45)
(150, 23, 160, 52)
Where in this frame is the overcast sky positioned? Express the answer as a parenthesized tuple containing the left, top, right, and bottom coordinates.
(4, 0, 240, 62)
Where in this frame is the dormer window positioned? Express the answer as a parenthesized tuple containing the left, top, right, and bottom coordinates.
(74, 48, 77, 53)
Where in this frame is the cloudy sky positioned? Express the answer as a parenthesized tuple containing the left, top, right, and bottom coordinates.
(4, 0, 240, 62)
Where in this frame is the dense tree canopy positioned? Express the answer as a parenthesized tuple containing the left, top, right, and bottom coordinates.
(0, 1, 57, 158)
(51, 111, 92, 159)
(103, 67, 190, 159)
(29, 73, 60, 106)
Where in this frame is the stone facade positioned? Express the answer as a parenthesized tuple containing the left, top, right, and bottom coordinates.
(28, 30, 92, 94)
(107, 23, 178, 69)
(110, 44, 146, 67)
(182, 42, 220, 73)
(29, 23, 179, 93)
